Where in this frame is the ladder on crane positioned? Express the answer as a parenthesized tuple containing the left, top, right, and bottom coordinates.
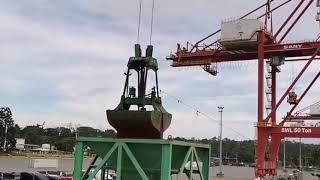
(265, 61, 272, 116)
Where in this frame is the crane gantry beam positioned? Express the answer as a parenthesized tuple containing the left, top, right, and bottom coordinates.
(167, 40, 320, 67)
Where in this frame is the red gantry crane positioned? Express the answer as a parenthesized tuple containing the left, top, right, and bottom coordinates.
(167, 0, 320, 178)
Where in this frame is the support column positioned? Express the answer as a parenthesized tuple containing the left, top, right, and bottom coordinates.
(258, 31, 265, 123)
(116, 144, 123, 180)
(256, 31, 266, 178)
(256, 128, 268, 177)
(189, 149, 194, 180)
(202, 147, 210, 180)
(74, 141, 84, 180)
(160, 144, 172, 180)
(270, 134, 282, 175)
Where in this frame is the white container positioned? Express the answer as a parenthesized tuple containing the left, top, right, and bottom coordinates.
(29, 159, 59, 168)
(220, 19, 264, 49)
(15, 138, 25, 150)
(184, 161, 203, 171)
(41, 143, 51, 150)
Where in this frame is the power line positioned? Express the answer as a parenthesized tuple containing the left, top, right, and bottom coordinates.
(149, 0, 155, 45)
(136, 0, 143, 44)
(160, 89, 253, 140)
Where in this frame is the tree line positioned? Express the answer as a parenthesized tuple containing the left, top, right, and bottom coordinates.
(0, 107, 116, 152)
(175, 137, 320, 167)
(1, 107, 320, 167)
(1, 123, 116, 152)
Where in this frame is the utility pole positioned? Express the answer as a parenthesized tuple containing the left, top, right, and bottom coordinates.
(73, 123, 80, 140)
(299, 138, 302, 171)
(283, 138, 286, 171)
(3, 124, 8, 152)
(217, 106, 224, 177)
(75, 129, 78, 139)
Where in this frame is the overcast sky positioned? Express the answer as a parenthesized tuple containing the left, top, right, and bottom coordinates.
(1, 0, 320, 140)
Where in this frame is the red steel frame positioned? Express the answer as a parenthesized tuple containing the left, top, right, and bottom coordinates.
(167, 0, 320, 177)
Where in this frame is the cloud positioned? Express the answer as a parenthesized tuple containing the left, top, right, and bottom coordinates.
(1, 0, 320, 141)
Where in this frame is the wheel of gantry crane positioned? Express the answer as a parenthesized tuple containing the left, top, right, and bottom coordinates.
(107, 44, 172, 139)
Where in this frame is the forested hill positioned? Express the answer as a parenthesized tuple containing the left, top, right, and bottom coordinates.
(1, 122, 320, 167)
